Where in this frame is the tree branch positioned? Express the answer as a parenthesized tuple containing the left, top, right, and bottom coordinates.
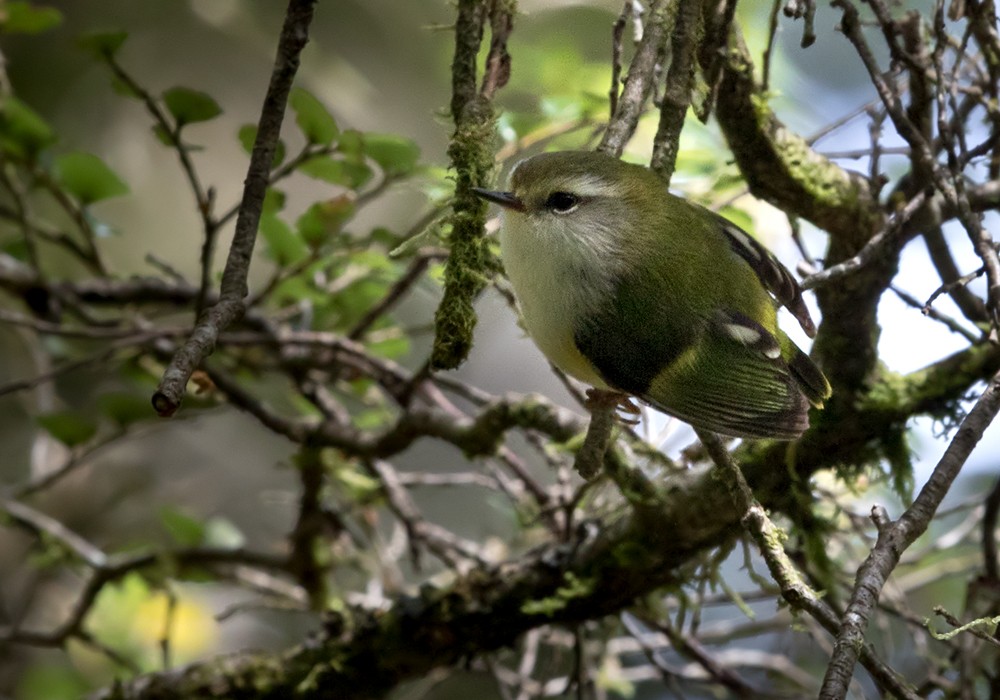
(819, 370, 1000, 699)
(597, 0, 670, 156)
(649, 0, 701, 181)
(430, 0, 511, 370)
(152, 0, 317, 416)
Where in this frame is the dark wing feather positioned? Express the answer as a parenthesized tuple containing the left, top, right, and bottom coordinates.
(643, 316, 812, 439)
(712, 212, 817, 338)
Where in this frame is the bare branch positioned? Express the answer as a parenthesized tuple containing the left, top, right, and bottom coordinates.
(649, 0, 701, 182)
(819, 370, 1000, 699)
(598, 0, 670, 156)
(695, 431, 919, 699)
(152, 0, 317, 416)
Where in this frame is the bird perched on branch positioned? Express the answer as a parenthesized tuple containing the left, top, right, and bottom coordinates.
(474, 150, 830, 439)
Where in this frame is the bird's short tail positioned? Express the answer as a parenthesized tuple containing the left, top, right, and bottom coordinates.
(788, 346, 831, 408)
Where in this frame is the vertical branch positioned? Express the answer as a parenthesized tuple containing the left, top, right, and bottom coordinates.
(929, 3, 1000, 328)
(694, 0, 738, 121)
(649, 0, 702, 182)
(152, 0, 317, 416)
(195, 192, 220, 317)
(157, 588, 178, 670)
(983, 474, 1000, 583)
(481, 0, 514, 101)
(430, 0, 514, 370)
(964, 0, 1000, 181)
(598, 0, 671, 157)
(608, 2, 632, 120)
(761, 0, 782, 92)
(902, 9, 990, 326)
(783, 0, 818, 48)
(99, 56, 219, 316)
(288, 446, 329, 611)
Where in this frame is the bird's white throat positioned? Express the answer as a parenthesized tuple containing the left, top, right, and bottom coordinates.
(499, 211, 622, 387)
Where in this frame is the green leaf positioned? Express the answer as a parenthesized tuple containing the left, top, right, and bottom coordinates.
(289, 87, 338, 145)
(237, 124, 255, 153)
(2, 237, 32, 262)
(272, 274, 329, 305)
(353, 407, 393, 431)
(332, 463, 382, 501)
(0, 96, 54, 158)
(0, 2, 62, 34)
(78, 30, 128, 59)
(674, 147, 720, 177)
(162, 86, 222, 126)
(427, 261, 446, 284)
(362, 133, 420, 176)
(149, 125, 171, 147)
(98, 392, 153, 427)
(717, 206, 754, 235)
(110, 74, 142, 100)
(159, 507, 206, 547)
(335, 129, 362, 157)
(369, 227, 398, 247)
(297, 155, 372, 189)
(297, 197, 356, 247)
(262, 187, 286, 214)
(37, 411, 97, 446)
(237, 123, 285, 167)
(260, 211, 308, 265)
(367, 333, 410, 359)
(54, 152, 129, 205)
(15, 664, 88, 700)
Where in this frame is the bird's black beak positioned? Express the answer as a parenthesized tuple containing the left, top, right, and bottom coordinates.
(471, 187, 525, 212)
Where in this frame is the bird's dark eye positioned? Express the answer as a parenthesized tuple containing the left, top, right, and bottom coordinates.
(545, 191, 580, 214)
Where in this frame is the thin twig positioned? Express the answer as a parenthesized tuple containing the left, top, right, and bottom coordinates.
(819, 370, 1000, 699)
(649, 0, 701, 182)
(801, 190, 927, 290)
(102, 56, 219, 314)
(153, 0, 318, 416)
(347, 254, 433, 340)
(598, 0, 670, 156)
(695, 429, 920, 699)
(890, 285, 982, 343)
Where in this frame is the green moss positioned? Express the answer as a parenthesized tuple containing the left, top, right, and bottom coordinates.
(863, 362, 966, 423)
(432, 98, 498, 370)
(520, 572, 596, 617)
(749, 94, 863, 213)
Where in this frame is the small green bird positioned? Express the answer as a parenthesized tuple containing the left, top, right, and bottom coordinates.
(473, 150, 831, 439)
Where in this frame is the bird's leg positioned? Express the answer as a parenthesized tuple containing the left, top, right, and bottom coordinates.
(585, 389, 641, 426)
(574, 389, 622, 479)
(614, 396, 642, 426)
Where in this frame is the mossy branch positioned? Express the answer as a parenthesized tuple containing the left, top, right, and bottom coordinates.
(431, 0, 514, 370)
(152, 0, 317, 415)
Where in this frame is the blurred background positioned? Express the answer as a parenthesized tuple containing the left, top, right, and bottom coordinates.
(1, 0, 997, 698)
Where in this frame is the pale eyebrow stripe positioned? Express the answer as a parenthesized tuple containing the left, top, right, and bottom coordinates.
(566, 175, 617, 198)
